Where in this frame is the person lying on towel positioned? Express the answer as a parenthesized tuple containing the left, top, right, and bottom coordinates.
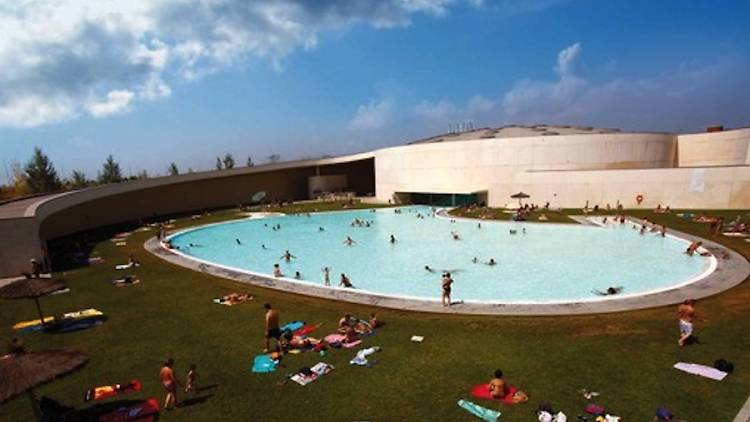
(281, 331, 320, 351)
(489, 369, 528, 404)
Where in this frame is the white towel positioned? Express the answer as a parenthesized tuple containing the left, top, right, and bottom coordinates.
(673, 362, 727, 381)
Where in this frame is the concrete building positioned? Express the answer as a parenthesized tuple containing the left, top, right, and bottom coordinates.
(1, 125, 749, 277)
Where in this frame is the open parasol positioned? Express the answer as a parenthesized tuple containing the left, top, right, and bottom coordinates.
(0, 340, 88, 421)
(510, 191, 530, 206)
(0, 278, 67, 328)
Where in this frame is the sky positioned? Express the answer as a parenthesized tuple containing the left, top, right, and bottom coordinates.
(1, 0, 749, 184)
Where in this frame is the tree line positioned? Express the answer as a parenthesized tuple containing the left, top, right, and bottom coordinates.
(0, 148, 282, 200)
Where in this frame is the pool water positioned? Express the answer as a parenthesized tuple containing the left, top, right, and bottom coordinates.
(169, 206, 713, 303)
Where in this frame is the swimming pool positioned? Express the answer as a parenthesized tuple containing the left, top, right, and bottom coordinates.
(168, 206, 714, 304)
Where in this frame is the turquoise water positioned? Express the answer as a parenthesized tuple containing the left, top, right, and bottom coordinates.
(169, 206, 712, 303)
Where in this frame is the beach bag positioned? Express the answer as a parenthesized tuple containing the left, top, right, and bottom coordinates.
(714, 358, 734, 373)
(585, 403, 605, 415)
(655, 406, 673, 421)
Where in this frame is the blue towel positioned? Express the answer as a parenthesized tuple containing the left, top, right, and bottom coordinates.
(280, 320, 304, 333)
(458, 399, 501, 422)
(252, 354, 278, 373)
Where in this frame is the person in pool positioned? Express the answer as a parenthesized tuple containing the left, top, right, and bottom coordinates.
(685, 241, 702, 256)
(272, 264, 283, 278)
(424, 265, 436, 273)
(322, 267, 331, 286)
(593, 286, 623, 296)
(472, 257, 479, 264)
(294, 271, 301, 280)
(343, 236, 356, 246)
(486, 258, 497, 266)
(389, 234, 396, 243)
(280, 250, 296, 261)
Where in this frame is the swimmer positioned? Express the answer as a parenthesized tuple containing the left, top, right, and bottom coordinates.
(451, 232, 460, 241)
(472, 257, 478, 264)
(261, 244, 267, 249)
(424, 265, 435, 273)
(486, 258, 497, 266)
(272, 264, 283, 278)
(477, 223, 481, 229)
(323, 267, 331, 286)
(294, 271, 301, 280)
(389, 234, 396, 244)
(592, 286, 623, 296)
(685, 241, 702, 256)
(319, 226, 325, 231)
(280, 250, 296, 261)
(343, 236, 356, 246)
(602, 217, 608, 224)
(522, 227, 526, 234)
(509, 229, 517, 235)
(235, 238, 242, 245)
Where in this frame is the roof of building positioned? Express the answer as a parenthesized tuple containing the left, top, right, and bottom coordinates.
(407, 124, 653, 145)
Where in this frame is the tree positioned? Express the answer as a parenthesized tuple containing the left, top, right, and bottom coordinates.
(69, 170, 89, 189)
(267, 154, 280, 164)
(222, 153, 235, 169)
(10, 161, 31, 197)
(215, 157, 223, 170)
(23, 147, 61, 193)
(246, 156, 254, 167)
(98, 155, 123, 184)
(168, 162, 179, 176)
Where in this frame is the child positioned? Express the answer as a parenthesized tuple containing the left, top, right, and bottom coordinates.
(185, 364, 197, 393)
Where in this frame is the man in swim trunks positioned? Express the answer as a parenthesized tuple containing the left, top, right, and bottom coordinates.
(339, 273, 354, 288)
(338, 314, 352, 333)
(442, 273, 453, 307)
(160, 358, 178, 410)
(678, 299, 696, 347)
(264, 303, 282, 353)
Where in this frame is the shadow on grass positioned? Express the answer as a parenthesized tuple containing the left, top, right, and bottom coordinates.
(196, 384, 219, 393)
(178, 393, 214, 408)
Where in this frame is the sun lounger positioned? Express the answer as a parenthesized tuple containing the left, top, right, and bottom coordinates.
(673, 362, 728, 381)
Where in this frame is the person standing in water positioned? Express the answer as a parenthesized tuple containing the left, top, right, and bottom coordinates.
(280, 250, 296, 261)
(323, 267, 331, 286)
(389, 234, 396, 244)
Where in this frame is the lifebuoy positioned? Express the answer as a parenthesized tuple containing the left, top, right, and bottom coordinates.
(636, 194, 644, 204)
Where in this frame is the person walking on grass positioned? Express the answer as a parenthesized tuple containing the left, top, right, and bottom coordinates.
(160, 358, 179, 410)
(264, 303, 282, 353)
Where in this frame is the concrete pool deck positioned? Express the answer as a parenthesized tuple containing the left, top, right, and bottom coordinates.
(145, 220, 749, 315)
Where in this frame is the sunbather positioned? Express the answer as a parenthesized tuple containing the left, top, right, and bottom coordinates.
(338, 314, 352, 333)
(488, 369, 528, 404)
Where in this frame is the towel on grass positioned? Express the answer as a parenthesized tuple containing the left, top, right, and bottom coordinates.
(252, 354, 278, 373)
(290, 362, 334, 386)
(457, 399, 501, 422)
(673, 362, 728, 381)
(350, 347, 379, 366)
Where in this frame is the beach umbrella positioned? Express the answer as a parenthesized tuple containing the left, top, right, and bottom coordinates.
(510, 191, 530, 205)
(251, 191, 267, 203)
(0, 341, 88, 421)
(0, 278, 67, 327)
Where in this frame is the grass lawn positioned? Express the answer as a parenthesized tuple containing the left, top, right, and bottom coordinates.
(2, 204, 750, 421)
(448, 206, 577, 224)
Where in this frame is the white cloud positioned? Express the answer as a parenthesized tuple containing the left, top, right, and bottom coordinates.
(349, 98, 395, 130)
(414, 99, 458, 121)
(554, 42, 580, 76)
(0, 0, 479, 128)
(86, 90, 135, 117)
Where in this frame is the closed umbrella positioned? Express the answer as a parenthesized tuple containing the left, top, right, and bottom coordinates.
(251, 191, 267, 203)
(0, 278, 67, 328)
(0, 340, 88, 421)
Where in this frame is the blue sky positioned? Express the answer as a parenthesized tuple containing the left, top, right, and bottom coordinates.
(1, 0, 749, 183)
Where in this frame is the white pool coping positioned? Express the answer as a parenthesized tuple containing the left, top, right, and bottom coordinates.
(147, 209, 749, 315)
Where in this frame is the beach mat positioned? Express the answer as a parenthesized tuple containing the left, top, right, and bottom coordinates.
(293, 323, 322, 336)
(324, 333, 361, 348)
(458, 399, 501, 422)
(673, 362, 728, 381)
(98, 398, 159, 422)
(252, 354, 278, 373)
(471, 384, 520, 405)
(290, 362, 333, 386)
(280, 320, 304, 333)
(85, 380, 142, 402)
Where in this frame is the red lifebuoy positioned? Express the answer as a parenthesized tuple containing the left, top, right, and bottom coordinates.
(636, 194, 644, 204)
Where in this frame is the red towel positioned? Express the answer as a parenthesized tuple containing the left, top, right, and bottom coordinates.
(471, 384, 519, 405)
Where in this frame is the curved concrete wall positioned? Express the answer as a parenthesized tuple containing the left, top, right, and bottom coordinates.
(677, 128, 750, 167)
(375, 132, 677, 202)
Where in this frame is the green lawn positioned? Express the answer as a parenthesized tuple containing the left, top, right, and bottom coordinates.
(2, 204, 750, 421)
(449, 206, 577, 224)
